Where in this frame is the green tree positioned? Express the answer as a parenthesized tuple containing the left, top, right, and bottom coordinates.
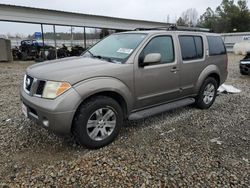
(197, 7, 218, 31)
(198, 0, 250, 32)
(216, 0, 241, 32)
(235, 0, 250, 31)
(176, 17, 187, 26)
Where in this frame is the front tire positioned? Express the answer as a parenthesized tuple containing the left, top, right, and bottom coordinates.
(195, 77, 218, 109)
(73, 96, 123, 149)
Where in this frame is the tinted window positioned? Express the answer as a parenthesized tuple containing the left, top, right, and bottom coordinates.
(179, 36, 196, 60)
(179, 36, 204, 61)
(207, 36, 226, 56)
(141, 36, 174, 64)
(194, 36, 203, 58)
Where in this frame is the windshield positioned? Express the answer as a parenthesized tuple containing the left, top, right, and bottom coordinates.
(82, 33, 147, 63)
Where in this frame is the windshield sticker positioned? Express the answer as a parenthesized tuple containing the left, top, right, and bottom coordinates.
(117, 48, 133, 54)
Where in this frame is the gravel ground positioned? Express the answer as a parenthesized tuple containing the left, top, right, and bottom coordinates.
(0, 54, 249, 187)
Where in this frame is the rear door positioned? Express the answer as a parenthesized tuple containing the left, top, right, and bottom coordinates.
(178, 34, 207, 96)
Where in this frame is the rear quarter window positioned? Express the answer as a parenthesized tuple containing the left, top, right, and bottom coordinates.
(207, 36, 226, 56)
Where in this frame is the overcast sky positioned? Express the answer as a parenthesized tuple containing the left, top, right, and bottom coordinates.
(0, 0, 249, 35)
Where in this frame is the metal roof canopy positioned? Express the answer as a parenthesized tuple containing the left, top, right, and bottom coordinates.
(0, 4, 168, 30)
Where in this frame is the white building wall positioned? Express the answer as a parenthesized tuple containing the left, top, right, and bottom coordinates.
(221, 32, 250, 52)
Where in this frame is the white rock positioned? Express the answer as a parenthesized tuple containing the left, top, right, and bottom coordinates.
(218, 84, 241, 94)
(210, 138, 222, 145)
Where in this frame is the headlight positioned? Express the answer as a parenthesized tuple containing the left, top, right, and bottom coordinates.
(42, 81, 71, 99)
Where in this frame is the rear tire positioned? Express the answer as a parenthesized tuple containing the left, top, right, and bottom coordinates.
(195, 77, 218, 109)
(72, 96, 123, 149)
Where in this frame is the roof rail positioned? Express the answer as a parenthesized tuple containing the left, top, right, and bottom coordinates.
(135, 24, 211, 32)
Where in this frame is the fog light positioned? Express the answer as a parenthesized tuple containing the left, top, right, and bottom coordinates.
(43, 118, 49, 127)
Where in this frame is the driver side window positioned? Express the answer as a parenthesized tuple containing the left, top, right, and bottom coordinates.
(140, 36, 175, 65)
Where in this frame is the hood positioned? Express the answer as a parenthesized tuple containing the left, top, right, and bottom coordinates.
(27, 56, 126, 85)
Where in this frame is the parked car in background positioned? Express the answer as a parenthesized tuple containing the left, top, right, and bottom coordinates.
(21, 27, 228, 149)
(240, 52, 250, 75)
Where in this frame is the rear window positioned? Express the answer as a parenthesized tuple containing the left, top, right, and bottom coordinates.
(207, 36, 226, 56)
(179, 36, 204, 61)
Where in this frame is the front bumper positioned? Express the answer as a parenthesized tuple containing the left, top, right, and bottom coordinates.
(21, 87, 82, 135)
(240, 61, 250, 75)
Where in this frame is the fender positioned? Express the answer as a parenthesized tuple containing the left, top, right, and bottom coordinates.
(73, 77, 134, 113)
(195, 65, 220, 93)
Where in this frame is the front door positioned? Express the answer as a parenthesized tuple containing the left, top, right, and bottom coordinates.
(134, 35, 180, 109)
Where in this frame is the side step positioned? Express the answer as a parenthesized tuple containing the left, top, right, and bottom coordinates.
(128, 98, 195, 121)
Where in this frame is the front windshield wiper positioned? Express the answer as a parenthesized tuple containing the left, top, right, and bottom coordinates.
(85, 50, 121, 63)
(85, 50, 94, 57)
(92, 54, 116, 63)
(93, 55, 111, 62)
(86, 50, 107, 60)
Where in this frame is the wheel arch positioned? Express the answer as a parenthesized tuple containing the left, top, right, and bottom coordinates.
(207, 72, 220, 86)
(79, 91, 128, 118)
(73, 77, 134, 120)
(195, 65, 221, 93)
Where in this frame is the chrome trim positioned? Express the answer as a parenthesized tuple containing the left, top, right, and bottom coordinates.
(23, 74, 30, 94)
(33, 94, 42, 97)
(240, 61, 250, 65)
(28, 111, 38, 120)
(23, 74, 45, 98)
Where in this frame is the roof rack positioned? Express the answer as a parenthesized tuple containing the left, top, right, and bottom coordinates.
(135, 24, 211, 32)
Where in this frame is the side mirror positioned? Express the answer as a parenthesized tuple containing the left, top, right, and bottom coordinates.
(139, 53, 161, 67)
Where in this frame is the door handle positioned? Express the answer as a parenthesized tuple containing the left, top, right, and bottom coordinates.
(170, 67, 179, 73)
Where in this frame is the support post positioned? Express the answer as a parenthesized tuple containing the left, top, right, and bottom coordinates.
(84, 27, 87, 49)
(41, 24, 45, 49)
(71, 26, 73, 48)
(40, 24, 45, 59)
(53, 25, 57, 59)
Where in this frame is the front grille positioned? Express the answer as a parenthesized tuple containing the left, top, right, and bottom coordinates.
(23, 75, 46, 97)
(36, 81, 46, 96)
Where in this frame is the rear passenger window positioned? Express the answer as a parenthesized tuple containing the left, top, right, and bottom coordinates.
(207, 36, 226, 56)
(179, 36, 204, 61)
(194, 37, 203, 58)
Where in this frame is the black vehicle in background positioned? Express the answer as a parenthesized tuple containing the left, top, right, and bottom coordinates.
(12, 40, 43, 61)
(240, 53, 250, 75)
(70, 45, 85, 56)
(12, 40, 86, 61)
(20, 40, 42, 60)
